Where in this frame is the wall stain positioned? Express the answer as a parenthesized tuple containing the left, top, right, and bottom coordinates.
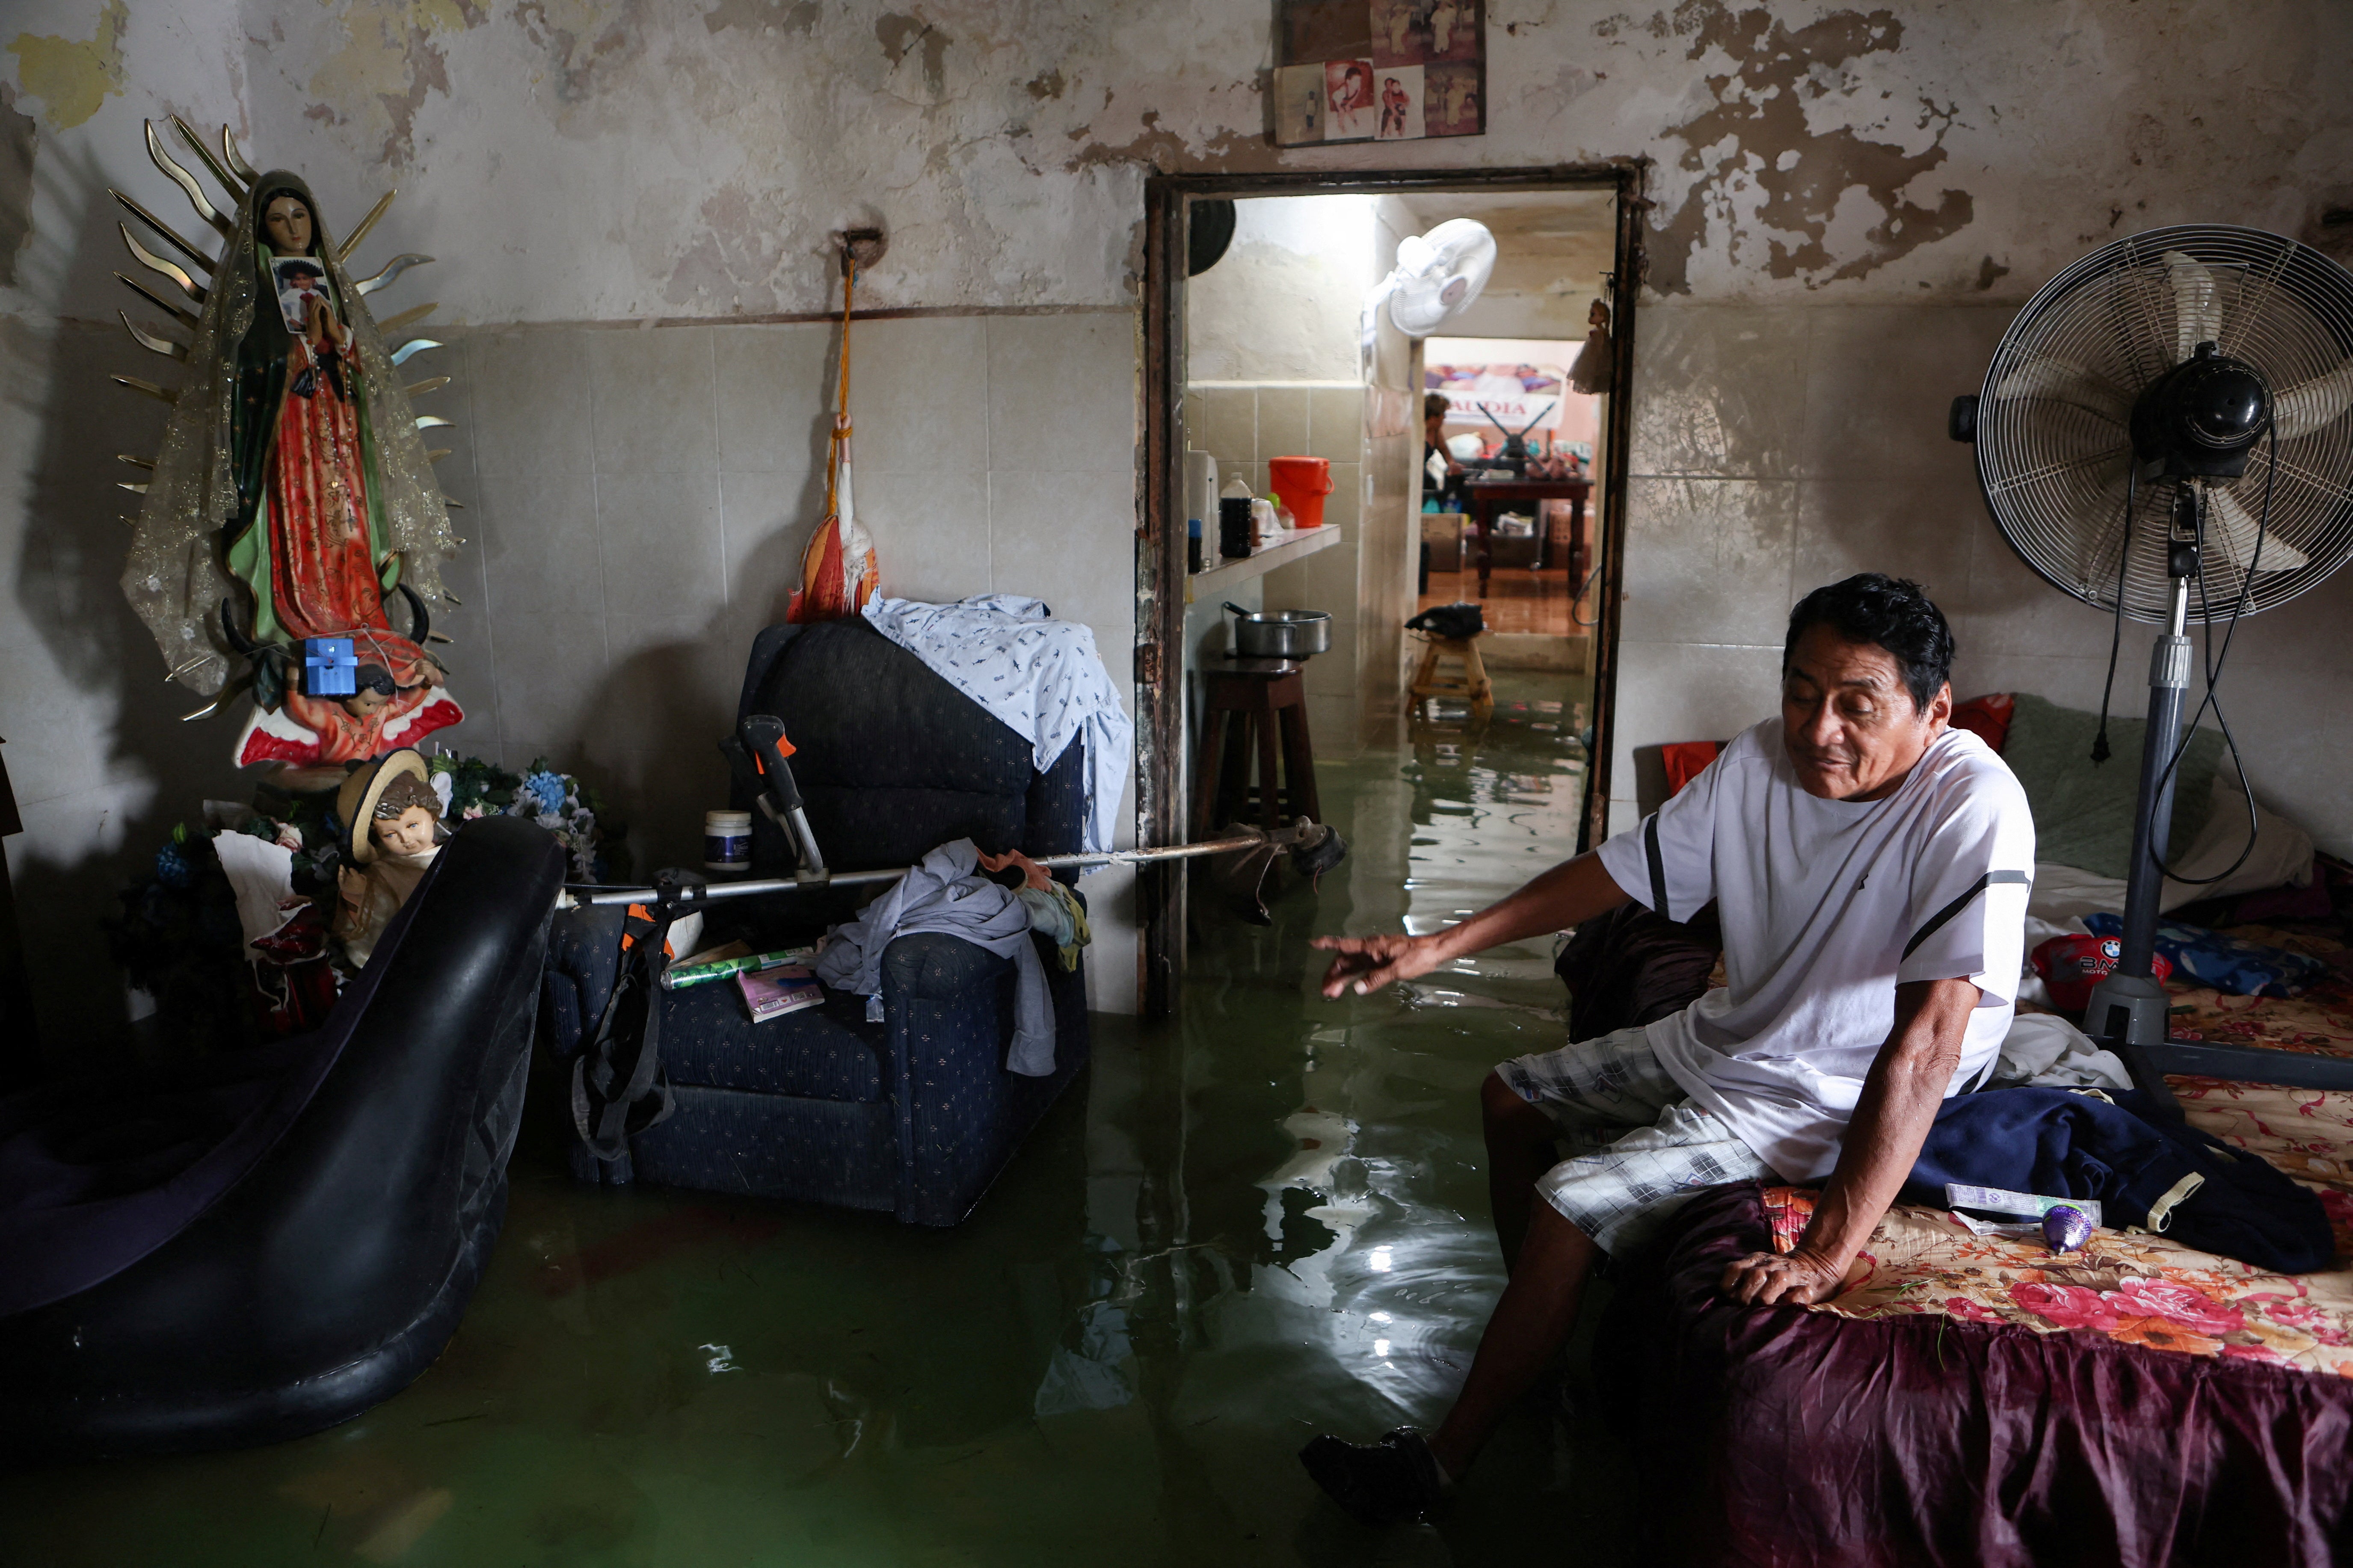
(516, 0, 649, 104)
(0, 84, 33, 289)
(1025, 67, 1065, 101)
(1647, 0, 1974, 293)
(297, 1, 488, 170)
(875, 13, 948, 99)
(1974, 255, 2008, 291)
(1064, 112, 1269, 177)
(7, 0, 128, 131)
(704, 0, 818, 36)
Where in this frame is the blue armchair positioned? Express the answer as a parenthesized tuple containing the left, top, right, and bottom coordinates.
(540, 618, 1091, 1226)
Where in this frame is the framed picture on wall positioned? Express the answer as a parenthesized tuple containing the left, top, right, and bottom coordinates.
(1274, 0, 1483, 145)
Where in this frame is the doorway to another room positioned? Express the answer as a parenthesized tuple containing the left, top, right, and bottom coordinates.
(1136, 169, 1640, 1008)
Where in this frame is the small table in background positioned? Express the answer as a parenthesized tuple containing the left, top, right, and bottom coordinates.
(1461, 476, 1591, 597)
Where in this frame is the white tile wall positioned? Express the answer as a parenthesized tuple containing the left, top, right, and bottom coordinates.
(1613, 302, 2353, 860)
(442, 311, 1144, 1010)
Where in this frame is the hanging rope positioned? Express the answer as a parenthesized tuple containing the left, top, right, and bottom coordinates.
(824, 259, 856, 518)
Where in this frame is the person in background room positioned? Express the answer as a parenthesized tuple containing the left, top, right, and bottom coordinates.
(1298, 575, 2034, 1526)
(1422, 391, 1464, 505)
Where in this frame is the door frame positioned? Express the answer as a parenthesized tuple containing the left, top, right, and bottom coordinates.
(1135, 161, 1648, 1016)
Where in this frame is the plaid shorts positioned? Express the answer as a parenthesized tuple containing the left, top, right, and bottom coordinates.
(1496, 1025, 1773, 1255)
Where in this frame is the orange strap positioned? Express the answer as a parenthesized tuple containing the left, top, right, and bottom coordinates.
(823, 261, 858, 517)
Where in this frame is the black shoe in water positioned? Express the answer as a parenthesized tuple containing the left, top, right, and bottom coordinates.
(1298, 1426, 1449, 1526)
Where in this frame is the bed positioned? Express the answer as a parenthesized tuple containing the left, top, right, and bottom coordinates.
(1584, 698, 2353, 1565)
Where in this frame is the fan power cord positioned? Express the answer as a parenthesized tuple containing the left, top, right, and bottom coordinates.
(2089, 467, 2139, 765)
(2146, 429, 2274, 888)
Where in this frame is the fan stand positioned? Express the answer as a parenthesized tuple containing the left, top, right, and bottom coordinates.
(2087, 493, 2353, 1104)
(2080, 521, 2199, 1120)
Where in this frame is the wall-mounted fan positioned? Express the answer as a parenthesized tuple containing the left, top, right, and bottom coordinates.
(1953, 224, 2353, 1098)
(1362, 218, 1496, 375)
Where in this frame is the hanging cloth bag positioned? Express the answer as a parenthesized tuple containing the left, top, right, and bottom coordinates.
(788, 259, 883, 624)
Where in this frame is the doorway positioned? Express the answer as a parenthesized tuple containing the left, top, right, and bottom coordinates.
(1135, 167, 1644, 1013)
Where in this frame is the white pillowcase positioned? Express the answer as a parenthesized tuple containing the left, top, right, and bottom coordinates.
(2023, 776, 2313, 927)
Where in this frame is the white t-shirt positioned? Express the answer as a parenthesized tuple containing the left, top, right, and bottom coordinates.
(1594, 719, 2036, 1180)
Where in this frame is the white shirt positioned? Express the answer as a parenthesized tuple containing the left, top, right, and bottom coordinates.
(1594, 719, 2036, 1180)
(861, 595, 1134, 854)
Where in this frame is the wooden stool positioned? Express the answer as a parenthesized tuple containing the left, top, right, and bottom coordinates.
(1195, 660, 1322, 834)
(1410, 635, 1493, 716)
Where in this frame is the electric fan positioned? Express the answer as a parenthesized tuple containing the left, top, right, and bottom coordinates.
(1953, 224, 2353, 1100)
(1362, 219, 1497, 375)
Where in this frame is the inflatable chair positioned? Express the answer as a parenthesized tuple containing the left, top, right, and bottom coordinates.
(0, 816, 564, 1459)
(540, 618, 1091, 1225)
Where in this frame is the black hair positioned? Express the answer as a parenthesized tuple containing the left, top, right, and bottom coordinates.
(1423, 390, 1450, 421)
(353, 664, 397, 698)
(1783, 574, 1955, 712)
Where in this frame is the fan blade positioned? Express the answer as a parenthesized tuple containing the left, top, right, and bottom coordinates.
(2164, 251, 2221, 362)
(2206, 483, 2307, 574)
(1993, 356, 2130, 424)
(2274, 359, 2353, 442)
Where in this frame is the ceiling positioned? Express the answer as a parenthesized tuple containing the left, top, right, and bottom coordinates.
(1397, 189, 1618, 305)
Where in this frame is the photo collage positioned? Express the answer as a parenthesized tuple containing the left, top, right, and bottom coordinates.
(1273, 0, 1484, 145)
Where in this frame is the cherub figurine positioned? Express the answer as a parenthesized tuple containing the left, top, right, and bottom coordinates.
(332, 748, 447, 967)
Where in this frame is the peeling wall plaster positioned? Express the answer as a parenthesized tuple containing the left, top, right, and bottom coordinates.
(2, 0, 2352, 1041)
(4, 0, 2347, 326)
(6, 0, 126, 133)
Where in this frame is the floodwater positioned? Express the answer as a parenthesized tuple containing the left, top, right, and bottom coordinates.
(0, 672, 1635, 1565)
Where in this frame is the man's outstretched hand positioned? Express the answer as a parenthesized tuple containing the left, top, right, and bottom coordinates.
(1311, 932, 1444, 998)
(1719, 1248, 1849, 1307)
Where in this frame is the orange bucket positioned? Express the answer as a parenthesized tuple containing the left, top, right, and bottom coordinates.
(1267, 456, 1334, 529)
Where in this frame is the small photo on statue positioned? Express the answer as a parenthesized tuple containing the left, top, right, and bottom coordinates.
(272, 256, 331, 332)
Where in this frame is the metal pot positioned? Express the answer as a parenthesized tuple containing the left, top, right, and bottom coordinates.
(1224, 603, 1332, 660)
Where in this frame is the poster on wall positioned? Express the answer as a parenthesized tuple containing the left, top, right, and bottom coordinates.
(1274, 0, 1483, 146)
(1426, 358, 1570, 433)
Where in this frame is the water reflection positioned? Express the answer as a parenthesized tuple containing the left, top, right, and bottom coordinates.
(0, 673, 1627, 1567)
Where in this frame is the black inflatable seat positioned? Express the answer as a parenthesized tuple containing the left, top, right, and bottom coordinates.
(0, 816, 564, 1460)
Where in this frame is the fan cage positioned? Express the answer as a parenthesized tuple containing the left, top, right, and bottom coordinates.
(1974, 224, 2353, 625)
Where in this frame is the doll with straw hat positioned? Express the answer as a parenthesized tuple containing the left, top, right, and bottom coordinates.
(333, 748, 447, 966)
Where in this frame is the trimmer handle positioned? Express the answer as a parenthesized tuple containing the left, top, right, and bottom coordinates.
(740, 714, 803, 812)
(738, 713, 828, 881)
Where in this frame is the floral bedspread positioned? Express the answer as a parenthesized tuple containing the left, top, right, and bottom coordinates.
(1763, 1077, 2353, 1376)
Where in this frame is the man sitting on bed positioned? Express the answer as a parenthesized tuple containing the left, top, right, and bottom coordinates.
(1299, 573, 2034, 1525)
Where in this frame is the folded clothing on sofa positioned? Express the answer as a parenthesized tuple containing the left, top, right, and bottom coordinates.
(813, 838, 1058, 1074)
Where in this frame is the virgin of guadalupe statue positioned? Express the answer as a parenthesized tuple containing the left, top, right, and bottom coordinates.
(118, 132, 463, 785)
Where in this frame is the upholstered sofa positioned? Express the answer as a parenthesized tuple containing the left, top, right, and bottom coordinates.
(539, 617, 1091, 1226)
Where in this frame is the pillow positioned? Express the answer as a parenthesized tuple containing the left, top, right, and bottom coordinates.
(2000, 693, 2223, 881)
(1950, 692, 2015, 752)
(2163, 775, 2316, 905)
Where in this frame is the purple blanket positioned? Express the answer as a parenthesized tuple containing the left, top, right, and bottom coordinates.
(1594, 1182, 2353, 1566)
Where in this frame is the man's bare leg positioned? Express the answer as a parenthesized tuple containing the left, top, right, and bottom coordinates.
(1481, 1070, 1560, 1273)
(1427, 1202, 1598, 1478)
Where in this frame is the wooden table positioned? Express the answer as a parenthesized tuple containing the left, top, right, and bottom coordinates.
(1461, 477, 1591, 596)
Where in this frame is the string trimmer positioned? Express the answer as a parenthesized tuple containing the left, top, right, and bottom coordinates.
(572, 714, 1348, 924)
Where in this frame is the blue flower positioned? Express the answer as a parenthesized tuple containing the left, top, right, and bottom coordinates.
(521, 770, 569, 816)
(155, 842, 193, 888)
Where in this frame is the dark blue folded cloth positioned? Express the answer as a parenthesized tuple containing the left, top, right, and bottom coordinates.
(1904, 1086, 2334, 1274)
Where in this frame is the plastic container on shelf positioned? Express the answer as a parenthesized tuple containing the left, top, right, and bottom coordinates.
(1267, 455, 1334, 529)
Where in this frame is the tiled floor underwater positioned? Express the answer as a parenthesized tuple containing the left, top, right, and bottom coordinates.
(0, 672, 1632, 1567)
(1417, 568, 1595, 636)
